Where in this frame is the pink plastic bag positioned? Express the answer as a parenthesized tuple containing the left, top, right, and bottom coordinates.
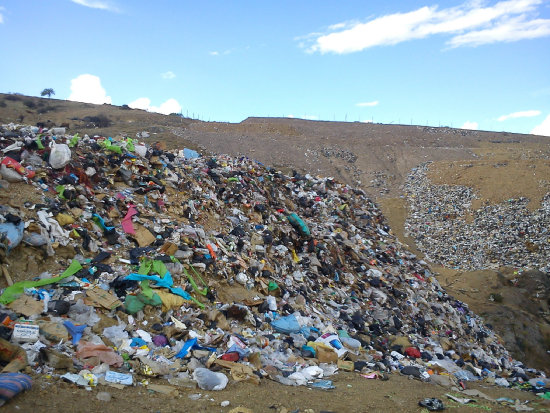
(76, 342, 123, 367)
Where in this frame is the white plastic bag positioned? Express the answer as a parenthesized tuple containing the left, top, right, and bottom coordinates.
(134, 144, 147, 157)
(193, 368, 228, 390)
(49, 143, 71, 169)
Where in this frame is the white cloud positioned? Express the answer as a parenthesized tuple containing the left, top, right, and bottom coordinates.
(449, 15, 550, 47)
(304, 0, 550, 53)
(68, 74, 112, 104)
(71, 0, 118, 12)
(0, 7, 4, 24)
(209, 49, 232, 56)
(497, 109, 541, 121)
(361, 119, 374, 123)
(128, 97, 182, 115)
(356, 101, 379, 107)
(161, 71, 176, 80)
(461, 121, 479, 130)
(531, 114, 550, 136)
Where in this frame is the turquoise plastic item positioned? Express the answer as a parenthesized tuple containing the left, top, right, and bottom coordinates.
(287, 213, 310, 236)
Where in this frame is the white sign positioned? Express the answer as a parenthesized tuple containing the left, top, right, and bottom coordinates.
(13, 324, 39, 342)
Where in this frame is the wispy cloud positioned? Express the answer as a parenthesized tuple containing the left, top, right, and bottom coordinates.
(0, 7, 4, 24)
(461, 121, 479, 130)
(68, 74, 112, 104)
(209, 49, 232, 56)
(449, 15, 550, 47)
(531, 114, 550, 136)
(356, 101, 379, 107)
(497, 110, 541, 121)
(161, 71, 176, 80)
(129, 97, 182, 115)
(302, 0, 550, 54)
(71, 0, 119, 12)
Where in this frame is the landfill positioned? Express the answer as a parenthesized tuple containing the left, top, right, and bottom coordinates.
(404, 162, 550, 272)
(0, 122, 548, 406)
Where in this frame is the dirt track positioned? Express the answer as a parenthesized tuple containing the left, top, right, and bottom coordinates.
(4, 371, 548, 413)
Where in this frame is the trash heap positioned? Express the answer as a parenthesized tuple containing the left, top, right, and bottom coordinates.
(404, 163, 550, 272)
(0, 123, 548, 398)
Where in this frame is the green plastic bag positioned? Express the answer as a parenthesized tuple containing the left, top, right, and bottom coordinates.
(124, 295, 144, 314)
(0, 260, 82, 304)
(124, 293, 162, 314)
(68, 134, 80, 148)
(125, 138, 135, 152)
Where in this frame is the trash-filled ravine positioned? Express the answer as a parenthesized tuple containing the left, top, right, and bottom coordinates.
(0, 122, 547, 411)
(404, 162, 550, 273)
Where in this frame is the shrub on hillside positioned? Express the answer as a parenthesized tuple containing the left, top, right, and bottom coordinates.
(83, 114, 112, 128)
(0, 100, 6, 108)
(4, 94, 21, 101)
(38, 105, 59, 114)
(23, 99, 37, 109)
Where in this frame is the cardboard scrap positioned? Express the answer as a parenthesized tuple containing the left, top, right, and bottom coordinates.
(229, 408, 254, 413)
(36, 320, 70, 342)
(337, 359, 354, 371)
(8, 295, 43, 317)
(214, 359, 260, 385)
(147, 384, 179, 396)
(159, 241, 178, 256)
(133, 224, 156, 247)
(85, 286, 122, 310)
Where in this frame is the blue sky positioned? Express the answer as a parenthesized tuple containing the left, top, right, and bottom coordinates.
(1, 0, 549, 135)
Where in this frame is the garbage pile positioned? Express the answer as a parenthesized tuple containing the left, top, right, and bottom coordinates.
(404, 163, 550, 272)
(0, 123, 547, 402)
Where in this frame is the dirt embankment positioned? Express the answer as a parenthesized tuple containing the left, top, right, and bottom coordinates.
(1, 94, 549, 374)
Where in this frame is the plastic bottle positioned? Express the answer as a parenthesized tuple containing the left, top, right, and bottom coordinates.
(340, 336, 361, 351)
(266, 296, 277, 311)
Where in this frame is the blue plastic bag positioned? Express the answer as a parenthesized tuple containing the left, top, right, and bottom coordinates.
(271, 314, 301, 334)
(0, 221, 24, 252)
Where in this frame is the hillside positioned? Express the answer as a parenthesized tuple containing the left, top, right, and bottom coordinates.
(0, 94, 549, 410)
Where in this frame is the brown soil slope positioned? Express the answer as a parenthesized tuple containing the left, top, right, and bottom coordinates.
(1, 94, 549, 406)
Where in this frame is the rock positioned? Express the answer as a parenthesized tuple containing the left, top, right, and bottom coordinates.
(96, 391, 112, 402)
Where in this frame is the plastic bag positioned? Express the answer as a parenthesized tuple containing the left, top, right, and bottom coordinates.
(103, 323, 129, 347)
(192, 368, 228, 390)
(0, 221, 24, 252)
(76, 342, 123, 367)
(134, 145, 147, 157)
(271, 314, 301, 334)
(49, 143, 71, 169)
(68, 299, 100, 326)
(287, 213, 310, 236)
(0, 157, 35, 182)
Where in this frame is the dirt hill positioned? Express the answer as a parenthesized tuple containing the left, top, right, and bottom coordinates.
(1, 92, 549, 373)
